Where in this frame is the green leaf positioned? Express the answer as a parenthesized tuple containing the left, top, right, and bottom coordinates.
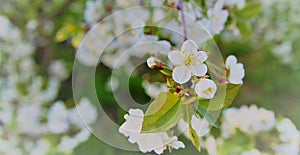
(182, 101, 197, 122)
(143, 26, 160, 35)
(189, 124, 201, 152)
(159, 69, 172, 77)
(197, 106, 219, 127)
(236, 20, 252, 38)
(222, 84, 241, 108)
(199, 84, 241, 111)
(142, 92, 181, 133)
(194, 0, 206, 10)
(236, 2, 262, 19)
(71, 31, 84, 48)
(55, 22, 79, 42)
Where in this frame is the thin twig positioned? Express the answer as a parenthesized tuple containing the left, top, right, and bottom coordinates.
(178, 0, 188, 40)
(182, 97, 197, 105)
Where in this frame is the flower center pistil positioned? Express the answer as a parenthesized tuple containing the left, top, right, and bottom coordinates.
(184, 52, 195, 66)
(203, 87, 213, 95)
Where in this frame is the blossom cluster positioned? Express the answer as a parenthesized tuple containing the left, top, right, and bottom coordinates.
(0, 0, 299, 154)
(119, 39, 245, 154)
(205, 105, 300, 155)
(149, 40, 245, 98)
(167, 40, 217, 99)
(0, 15, 98, 154)
(120, 104, 300, 154)
(77, 0, 234, 68)
(253, 0, 300, 66)
(119, 109, 185, 154)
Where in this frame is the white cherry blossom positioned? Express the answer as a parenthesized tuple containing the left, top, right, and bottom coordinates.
(119, 109, 185, 154)
(225, 55, 245, 84)
(195, 78, 217, 99)
(168, 40, 208, 84)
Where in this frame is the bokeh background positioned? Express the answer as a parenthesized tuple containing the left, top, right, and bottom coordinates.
(0, 0, 299, 154)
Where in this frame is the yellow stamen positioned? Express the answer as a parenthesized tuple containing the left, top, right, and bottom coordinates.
(203, 87, 213, 95)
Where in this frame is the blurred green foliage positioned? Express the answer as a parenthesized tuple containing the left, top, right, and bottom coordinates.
(0, 0, 299, 154)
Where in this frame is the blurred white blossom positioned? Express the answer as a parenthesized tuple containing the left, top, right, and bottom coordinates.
(30, 140, 50, 155)
(17, 104, 47, 135)
(204, 105, 300, 155)
(205, 136, 219, 155)
(142, 81, 168, 98)
(253, 0, 300, 66)
(48, 101, 69, 134)
(69, 98, 98, 129)
(48, 60, 69, 80)
(207, 0, 229, 35)
(222, 105, 276, 137)
(274, 119, 300, 155)
(0, 15, 78, 154)
(84, 0, 103, 25)
(241, 149, 261, 155)
(58, 129, 91, 153)
(224, 0, 245, 9)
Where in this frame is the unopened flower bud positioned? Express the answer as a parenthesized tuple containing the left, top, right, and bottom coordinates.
(147, 56, 165, 70)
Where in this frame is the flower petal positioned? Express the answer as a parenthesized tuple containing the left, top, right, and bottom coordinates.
(169, 140, 185, 150)
(191, 64, 207, 77)
(168, 50, 184, 65)
(191, 115, 210, 137)
(172, 66, 191, 84)
(214, 0, 224, 11)
(137, 133, 164, 154)
(181, 40, 198, 55)
(225, 55, 237, 69)
(194, 51, 208, 62)
(119, 109, 144, 143)
(225, 55, 245, 84)
(146, 57, 156, 68)
(228, 63, 245, 84)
